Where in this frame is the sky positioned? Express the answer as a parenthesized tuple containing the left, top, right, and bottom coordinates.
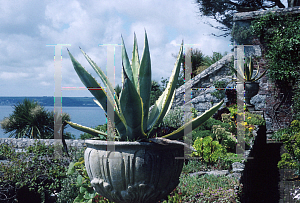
(0, 0, 289, 97)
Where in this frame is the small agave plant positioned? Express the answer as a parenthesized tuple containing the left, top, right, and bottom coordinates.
(65, 31, 224, 144)
(229, 56, 268, 82)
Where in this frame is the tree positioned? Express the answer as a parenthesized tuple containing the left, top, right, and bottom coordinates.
(1, 98, 72, 139)
(203, 51, 228, 67)
(194, 0, 298, 37)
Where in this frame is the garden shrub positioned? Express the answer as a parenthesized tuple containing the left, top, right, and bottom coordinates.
(65, 155, 115, 203)
(278, 120, 300, 175)
(191, 136, 227, 164)
(197, 117, 231, 133)
(244, 112, 266, 126)
(0, 141, 72, 202)
(178, 173, 242, 202)
(212, 125, 236, 152)
(161, 106, 184, 129)
(192, 129, 213, 142)
(66, 158, 97, 203)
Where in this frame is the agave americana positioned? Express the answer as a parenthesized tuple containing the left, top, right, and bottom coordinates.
(229, 56, 268, 82)
(65, 31, 224, 143)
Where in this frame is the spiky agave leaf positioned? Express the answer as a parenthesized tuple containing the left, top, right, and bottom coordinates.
(65, 121, 107, 137)
(245, 57, 251, 81)
(79, 48, 121, 116)
(119, 68, 146, 140)
(132, 33, 140, 91)
(146, 41, 183, 135)
(139, 31, 151, 133)
(67, 49, 126, 138)
(162, 99, 224, 140)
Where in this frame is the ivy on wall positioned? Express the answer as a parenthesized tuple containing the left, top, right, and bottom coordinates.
(251, 12, 300, 87)
(250, 11, 300, 121)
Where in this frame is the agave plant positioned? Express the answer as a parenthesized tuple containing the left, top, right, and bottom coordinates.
(65, 31, 224, 143)
(229, 56, 268, 82)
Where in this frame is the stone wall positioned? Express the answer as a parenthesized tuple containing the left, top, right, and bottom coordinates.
(0, 138, 86, 150)
(233, 7, 300, 134)
(171, 52, 235, 113)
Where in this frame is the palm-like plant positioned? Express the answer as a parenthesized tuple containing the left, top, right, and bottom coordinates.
(1, 99, 71, 139)
(65, 31, 224, 143)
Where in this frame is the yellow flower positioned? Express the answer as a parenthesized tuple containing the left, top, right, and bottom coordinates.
(247, 117, 251, 119)
(249, 127, 253, 131)
(244, 122, 247, 125)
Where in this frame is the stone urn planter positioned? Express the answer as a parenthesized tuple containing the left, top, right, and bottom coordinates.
(84, 140, 184, 203)
(66, 32, 225, 203)
(245, 82, 259, 107)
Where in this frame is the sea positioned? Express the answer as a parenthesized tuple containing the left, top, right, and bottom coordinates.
(0, 106, 106, 139)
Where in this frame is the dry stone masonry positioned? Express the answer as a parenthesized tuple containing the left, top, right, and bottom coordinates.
(0, 138, 86, 151)
(172, 52, 235, 113)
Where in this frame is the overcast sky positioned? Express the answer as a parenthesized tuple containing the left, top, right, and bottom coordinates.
(0, 0, 289, 97)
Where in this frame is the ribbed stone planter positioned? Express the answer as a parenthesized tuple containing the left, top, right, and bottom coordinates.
(245, 82, 259, 107)
(84, 140, 184, 203)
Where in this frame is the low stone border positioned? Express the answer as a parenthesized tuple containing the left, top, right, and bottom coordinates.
(0, 138, 87, 150)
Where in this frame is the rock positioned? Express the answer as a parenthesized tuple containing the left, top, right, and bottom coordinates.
(227, 172, 242, 179)
(172, 53, 234, 112)
(232, 162, 245, 173)
(189, 170, 229, 177)
(207, 170, 229, 176)
(189, 171, 207, 177)
(250, 94, 266, 110)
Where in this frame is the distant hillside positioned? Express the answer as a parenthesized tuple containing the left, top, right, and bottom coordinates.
(0, 97, 98, 107)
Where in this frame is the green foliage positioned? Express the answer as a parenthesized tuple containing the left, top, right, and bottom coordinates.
(191, 117, 233, 147)
(0, 141, 72, 202)
(160, 107, 184, 129)
(191, 136, 227, 164)
(196, 117, 231, 134)
(244, 112, 266, 126)
(65, 156, 115, 203)
(178, 173, 242, 202)
(251, 12, 300, 86)
(203, 52, 227, 67)
(221, 113, 237, 135)
(222, 153, 245, 168)
(231, 24, 253, 45)
(0, 98, 72, 139)
(212, 125, 236, 152)
(270, 128, 289, 141)
(292, 80, 300, 121)
(192, 129, 213, 142)
(150, 80, 163, 106)
(67, 158, 97, 203)
(211, 80, 227, 100)
(278, 120, 300, 175)
(80, 124, 108, 140)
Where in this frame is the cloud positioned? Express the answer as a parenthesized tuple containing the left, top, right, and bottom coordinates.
(0, 72, 29, 80)
(0, 0, 232, 96)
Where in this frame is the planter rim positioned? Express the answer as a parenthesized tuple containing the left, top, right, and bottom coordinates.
(84, 139, 183, 147)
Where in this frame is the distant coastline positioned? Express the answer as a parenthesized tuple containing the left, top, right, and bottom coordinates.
(0, 97, 98, 107)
